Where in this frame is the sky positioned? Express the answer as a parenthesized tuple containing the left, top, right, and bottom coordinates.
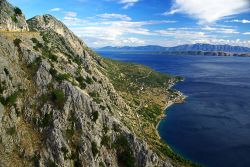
(8, 0, 250, 48)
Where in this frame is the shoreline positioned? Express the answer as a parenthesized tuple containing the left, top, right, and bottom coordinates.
(156, 85, 187, 139)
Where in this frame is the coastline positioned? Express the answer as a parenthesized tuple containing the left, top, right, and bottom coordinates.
(156, 92, 187, 139)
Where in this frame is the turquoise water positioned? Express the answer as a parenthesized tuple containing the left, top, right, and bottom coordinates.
(98, 52, 250, 167)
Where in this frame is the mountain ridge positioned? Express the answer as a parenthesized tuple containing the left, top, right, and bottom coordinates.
(96, 43, 250, 53)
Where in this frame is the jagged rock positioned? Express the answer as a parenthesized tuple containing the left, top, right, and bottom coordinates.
(0, 0, 29, 31)
(27, 14, 86, 56)
(35, 60, 52, 88)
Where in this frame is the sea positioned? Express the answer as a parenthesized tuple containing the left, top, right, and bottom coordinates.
(98, 51, 250, 167)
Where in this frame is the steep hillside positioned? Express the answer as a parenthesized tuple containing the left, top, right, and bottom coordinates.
(0, 0, 28, 31)
(0, 1, 195, 167)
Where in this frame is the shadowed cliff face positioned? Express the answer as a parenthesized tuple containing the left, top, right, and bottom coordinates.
(0, 1, 184, 167)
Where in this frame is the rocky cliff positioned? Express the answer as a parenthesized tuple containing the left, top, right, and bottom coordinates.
(0, 0, 29, 31)
(0, 1, 194, 167)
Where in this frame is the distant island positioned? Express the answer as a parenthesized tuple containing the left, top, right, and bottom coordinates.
(96, 44, 250, 57)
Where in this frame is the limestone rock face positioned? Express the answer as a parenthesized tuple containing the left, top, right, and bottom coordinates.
(0, 2, 175, 167)
(0, 0, 29, 31)
(27, 15, 86, 57)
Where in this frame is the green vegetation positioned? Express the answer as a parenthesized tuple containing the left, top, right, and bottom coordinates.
(31, 38, 43, 51)
(51, 89, 65, 109)
(92, 76, 97, 82)
(91, 142, 98, 157)
(138, 104, 162, 126)
(100, 105, 106, 110)
(99, 162, 106, 167)
(4, 68, 9, 76)
(102, 58, 172, 94)
(42, 47, 58, 62)
(14, 7, 22, 15)
(76, 76, 87, 89)
(48, 159, 57, 167)
(98, 57, 196, 166)
(0, 91, 20, 106)
(89, 91, 101, 104)
(113, 134, 135, 167)
(61, 147, 69, 158)
(75, 75, 97, 89)
(0, 83, 5, 94)
(6, 127, 16, 136)
(39, 112, 53, 127)
(85, 76, 93, 84)
(66, 114, 77, 138)
(89, 91, 99, 98)
(27, 57, 42, 74)
(32, 154, 40, 167)
(157, 143, 201, 167)
(101, 135, 110, 148)
(49, 68, 71, 83)
(91, 111, 99, 122)
(55, 73, 71, 82)
(11, 15, 18, 23)
(13, 38, 22, 47)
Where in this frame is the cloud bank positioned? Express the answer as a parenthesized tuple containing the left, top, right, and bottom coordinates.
(164, 0, 250, 23)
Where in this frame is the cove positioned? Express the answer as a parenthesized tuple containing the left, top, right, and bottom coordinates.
(98, 51, 250, 167)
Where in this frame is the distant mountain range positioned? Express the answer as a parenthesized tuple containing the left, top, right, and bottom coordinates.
(96, 44, 250, 53)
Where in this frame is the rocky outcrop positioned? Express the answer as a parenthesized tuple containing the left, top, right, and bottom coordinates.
(0, 0, 29, 31)
(0, 1, 182, 167)
(27, 15, 86, 57)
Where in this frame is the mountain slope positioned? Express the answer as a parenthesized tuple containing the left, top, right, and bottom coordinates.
(0, 0, 28, 31)
(0, 1, 195, 167)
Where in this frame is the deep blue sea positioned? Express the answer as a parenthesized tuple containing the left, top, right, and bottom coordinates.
(98, 51, 250, 167)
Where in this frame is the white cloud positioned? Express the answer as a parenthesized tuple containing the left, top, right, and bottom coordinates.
(201, 26, 239, 34)
(60, 12, 249, 48)
(62, 14, 176, 47)
(243, 32, 250, 35)
(227, 19, 250, 23)
(155, 29, 211, 41)
(153, 28, 250, 47)
(97, 13, 132, 21)
(64, 12, 77, 18)
(164, 0, 250, 23)
(49, 8, 62, 12)
(118, 0, 139, 9)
